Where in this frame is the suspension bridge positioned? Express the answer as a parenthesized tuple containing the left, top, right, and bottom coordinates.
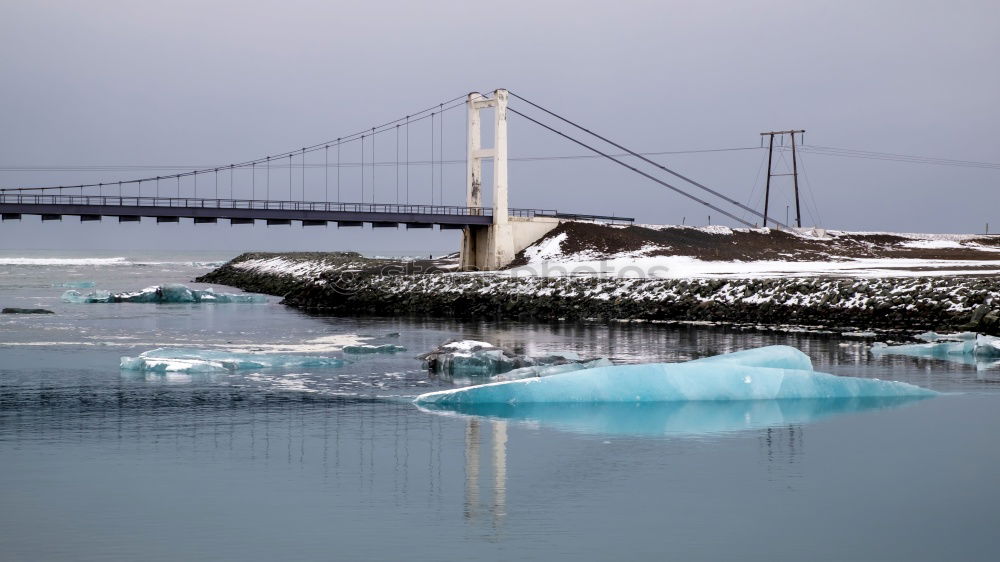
(0, 88, 792, 269)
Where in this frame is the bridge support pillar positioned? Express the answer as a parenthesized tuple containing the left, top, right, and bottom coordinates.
(461, 89, 518, 270)
(462, 217, 561, 271)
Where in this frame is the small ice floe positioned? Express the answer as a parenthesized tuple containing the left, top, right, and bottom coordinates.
(63, 283, 266, 304)
(842, 331, 878, 338)
(418, 339, 601, 379)
(414, 345, 936, 406)
(54, 281, 96, 289)
(120, 347, 345, 373)
(913, 331, 978, 342)
(871, 333, 1000, 359)
(342, 344, 407, 354)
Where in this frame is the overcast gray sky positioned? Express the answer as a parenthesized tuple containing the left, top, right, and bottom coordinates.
(1, 0, 997, 254)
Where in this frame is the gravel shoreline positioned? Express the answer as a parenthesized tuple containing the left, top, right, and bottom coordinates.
(197, 252, 1000, 335)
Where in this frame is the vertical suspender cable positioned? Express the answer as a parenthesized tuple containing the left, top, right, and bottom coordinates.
(288, 154, 292, 201)
(336, 138, 341, 203)
(360, 135, 365, 203)
(215, 168, 218, 199)
(405, 116, 410, 204)
(372, 128, 376, 204)
(252, 163, 256, 201)
(325, 145, 329, 203)
(301, 148, 305, 201)
(438, 103, 443, 205)
(430, 112, 435, 205)
(396, 124, 400, 204)
(230, 165, 234, 199)
(266, 156, 271, 201)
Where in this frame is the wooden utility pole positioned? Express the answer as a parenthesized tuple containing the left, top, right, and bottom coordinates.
(759, 129, 805, 228)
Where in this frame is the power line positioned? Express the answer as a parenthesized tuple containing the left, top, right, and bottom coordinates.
(779, 144, 1000, 170)
(9, 143, 999, 173)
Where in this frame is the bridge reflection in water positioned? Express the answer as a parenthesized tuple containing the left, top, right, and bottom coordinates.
(464, 419, 508, 532)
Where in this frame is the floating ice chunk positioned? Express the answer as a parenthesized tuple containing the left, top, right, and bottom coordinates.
(62, 289, 112, 303)
(871, 334, 999, 359)
(914, 331, 977, 342)
(414, 346, 935, 405)
(62, 283, 265, 304)
(419, 340, 530, 377)
(120, 347, 345, 373)
(55, 281, 96, 289)
(978, 334, 1000, 357)
(440, 340, 495, 352)
(342, 344, 407, 354)
(418, 397, 930, 438)
(420, 339, 607, 378)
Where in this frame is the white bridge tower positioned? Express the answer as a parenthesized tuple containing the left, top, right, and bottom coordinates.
(460, 89, 560, 270)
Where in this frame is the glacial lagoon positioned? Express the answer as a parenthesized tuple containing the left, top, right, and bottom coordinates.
(2, 251, 999, 561)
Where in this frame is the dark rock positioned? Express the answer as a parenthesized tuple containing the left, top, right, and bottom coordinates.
(2, 308, 54, 314)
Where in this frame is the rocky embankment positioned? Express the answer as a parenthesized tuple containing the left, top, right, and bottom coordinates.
(196, 225, 1000, 335)
(196, 253, 999, 335)
(282, 275, 999, 334)
(195, 251, 456, 296)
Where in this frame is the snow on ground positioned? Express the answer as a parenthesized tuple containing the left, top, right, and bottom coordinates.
(232, 257, 354, 280)
(506, 254, 1000, 279)
(509, 224, 1000, 279)
(898, 239, 964, 249)
(521, 232, 568, 261)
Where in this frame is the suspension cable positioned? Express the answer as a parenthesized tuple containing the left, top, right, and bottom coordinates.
(507, 90, 784, 228)
(1, 94, 468, 193)
(506, 106, 754, 228)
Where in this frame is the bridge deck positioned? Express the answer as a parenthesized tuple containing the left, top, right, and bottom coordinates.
(0, 194, 631, 227)
(0, 194, 632, 226)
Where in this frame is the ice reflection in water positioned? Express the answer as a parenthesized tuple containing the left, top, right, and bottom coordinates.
(419, 396, 930, 438)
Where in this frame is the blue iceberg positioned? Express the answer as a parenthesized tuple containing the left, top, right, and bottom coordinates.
(63, 283, 266, 304)
(413, 345, 936, 406)
(685, 345, 814, 371)
(120, 347, 345, 373)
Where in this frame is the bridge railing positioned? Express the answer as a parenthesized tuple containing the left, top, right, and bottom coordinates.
(0, 193, 631, 223)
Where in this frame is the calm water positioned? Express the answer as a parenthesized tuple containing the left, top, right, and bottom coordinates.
(1, 251, 998, 561)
